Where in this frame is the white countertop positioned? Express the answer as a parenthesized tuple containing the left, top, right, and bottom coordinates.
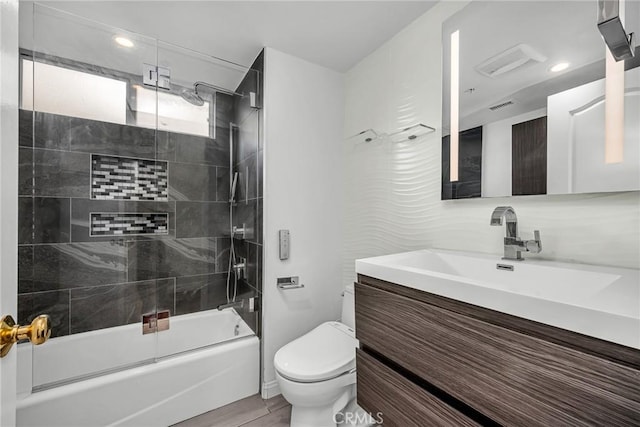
(356, 249, 640, 349)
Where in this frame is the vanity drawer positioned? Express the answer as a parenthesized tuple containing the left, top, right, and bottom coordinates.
(356, 349, 480, 427)
(355, 282, 640, 426)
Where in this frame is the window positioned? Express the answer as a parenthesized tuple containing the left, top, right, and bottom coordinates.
(21, 58, 212, 137)
(21, 58, 127, 125)
(133, 85, 210, 137)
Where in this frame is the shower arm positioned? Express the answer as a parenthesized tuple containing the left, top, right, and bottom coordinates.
(194, 81, 244, 97)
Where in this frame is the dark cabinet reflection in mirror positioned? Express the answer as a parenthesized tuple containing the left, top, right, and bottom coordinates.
(442, 117, 549, 200)
(512, 116, 547, 196)
(442, 127, 482, 200)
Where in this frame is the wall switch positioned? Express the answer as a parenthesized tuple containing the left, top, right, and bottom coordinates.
(279, 229, 290, 260)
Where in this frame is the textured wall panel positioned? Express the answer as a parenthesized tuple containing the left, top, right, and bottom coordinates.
(91, 154, 168, 201)
(342, 1, 640, 289)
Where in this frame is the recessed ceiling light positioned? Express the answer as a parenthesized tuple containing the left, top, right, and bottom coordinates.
(550, 62, 569, 73)
(114, 36, 134, 48)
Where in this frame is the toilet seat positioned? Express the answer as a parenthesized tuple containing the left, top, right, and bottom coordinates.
(274, 322, 358, 383)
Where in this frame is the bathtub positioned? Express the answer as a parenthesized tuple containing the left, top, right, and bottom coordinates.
(16, 309, 259, 426)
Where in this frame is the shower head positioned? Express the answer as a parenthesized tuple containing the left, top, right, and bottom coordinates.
(180, 88, 205, 107)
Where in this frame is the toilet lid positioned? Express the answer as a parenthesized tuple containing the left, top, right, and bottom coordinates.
(274, 322, 358, 382)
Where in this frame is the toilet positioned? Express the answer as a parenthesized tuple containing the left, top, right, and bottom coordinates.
(274, 284, 361, 427)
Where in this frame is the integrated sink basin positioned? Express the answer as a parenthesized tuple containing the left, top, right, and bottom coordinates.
(356, 249, 640, 349)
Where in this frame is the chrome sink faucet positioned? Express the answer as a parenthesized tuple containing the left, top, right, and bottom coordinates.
(490, 206, 542, 261)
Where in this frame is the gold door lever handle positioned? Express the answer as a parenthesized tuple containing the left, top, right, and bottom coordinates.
(0, 314, 51, 358)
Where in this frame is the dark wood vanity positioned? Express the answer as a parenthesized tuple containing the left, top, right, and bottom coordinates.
(355, 275, 640, 427)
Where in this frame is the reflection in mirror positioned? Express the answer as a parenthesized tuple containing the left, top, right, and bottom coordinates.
(441, 1, 640, 200)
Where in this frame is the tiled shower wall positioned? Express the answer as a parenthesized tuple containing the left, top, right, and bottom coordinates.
(17, 91, 247, 338)
(231, 52, 264, 336)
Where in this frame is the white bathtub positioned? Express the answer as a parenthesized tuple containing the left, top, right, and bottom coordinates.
(16, 309, 260, 426)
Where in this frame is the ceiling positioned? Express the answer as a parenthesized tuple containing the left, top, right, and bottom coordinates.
(441, 0, 639, 131)
(20, 1, 438, 73)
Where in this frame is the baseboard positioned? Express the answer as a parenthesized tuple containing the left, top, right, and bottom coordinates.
(261, 379, 281, 399)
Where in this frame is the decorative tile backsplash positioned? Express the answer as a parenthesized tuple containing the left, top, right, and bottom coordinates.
(90, 212, 169, 236)
(91, 154, 168, 201)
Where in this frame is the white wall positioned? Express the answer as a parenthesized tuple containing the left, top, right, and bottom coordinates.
(262, 48, 344, 397)
(343, 0, 640, 290)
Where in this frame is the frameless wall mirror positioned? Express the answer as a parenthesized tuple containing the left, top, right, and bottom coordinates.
(441, 0, 640, 200)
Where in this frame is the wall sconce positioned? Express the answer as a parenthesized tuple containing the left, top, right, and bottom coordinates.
(598, 0, 635, 61)
(450, 30, 460, 182)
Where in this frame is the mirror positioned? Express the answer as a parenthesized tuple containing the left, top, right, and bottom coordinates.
(441, 0, 640, 199)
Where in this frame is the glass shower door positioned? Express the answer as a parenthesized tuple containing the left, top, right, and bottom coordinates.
(19, 4, 162, 390)
(153, 41, 261, 358)
(17, 4, 263, 396)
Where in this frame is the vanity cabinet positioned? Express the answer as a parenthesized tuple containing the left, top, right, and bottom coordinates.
(355, 275, 640, 427)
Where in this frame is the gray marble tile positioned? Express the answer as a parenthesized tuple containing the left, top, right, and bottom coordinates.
(235, 153, 257, 202)
(19, 109, 33, 148)
(156, 278, 177, 315)
(156, 131, 176, 162)
(175, 201, 228, 238)
(216, 238, 231, 274)
(216, 167, 230, 203)
(33, 149, 90, 198)
(245, 242, 259, 290)
(18, 246, 34, 294)
(127, 238, 217, 282)
(234, 199, 257, 243)
(236, 110, 259, 163)
(216, 93, 235, 132)
(18, 197, 33, 245)
(32, 242, 127, 291)
(32, 197, 71, 244)
(215, 126, 230, 152)
(234, 70, 260, 131)
(174, 273, 227, 315)
(69, 279, 161, 334)
(71, 198, 175, 242)
(18, 290, 70, 338)
(173, 132, 228, 167)
(169, 162, 217, 202)
(33, 111, 156, 158)
(19, 147, 33, 196)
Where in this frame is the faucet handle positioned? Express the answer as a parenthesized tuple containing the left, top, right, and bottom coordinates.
(526, 230, 542, 253)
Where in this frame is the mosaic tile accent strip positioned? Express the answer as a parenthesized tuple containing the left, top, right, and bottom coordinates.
(90, 213, 169, 236)
(91, 155, 168, 201)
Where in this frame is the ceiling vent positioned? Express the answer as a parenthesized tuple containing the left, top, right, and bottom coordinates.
(489, 100, 514, 111)
(475, 44, 547, 78)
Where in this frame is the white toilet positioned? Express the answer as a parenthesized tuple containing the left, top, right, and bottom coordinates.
(274, 284, 360, 427)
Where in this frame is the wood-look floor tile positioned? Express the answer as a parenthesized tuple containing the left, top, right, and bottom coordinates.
(264, 394, 289, 413)
(239, 405, 291, 427)
(173, 394, 269, 427)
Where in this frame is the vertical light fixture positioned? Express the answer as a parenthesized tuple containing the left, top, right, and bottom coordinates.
(450, 30, 460, 181)
(605, 48, 625, 163)
(604, 0, 626, 164)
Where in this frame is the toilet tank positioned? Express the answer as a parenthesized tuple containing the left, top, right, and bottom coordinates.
(341, 284, 355, 329)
